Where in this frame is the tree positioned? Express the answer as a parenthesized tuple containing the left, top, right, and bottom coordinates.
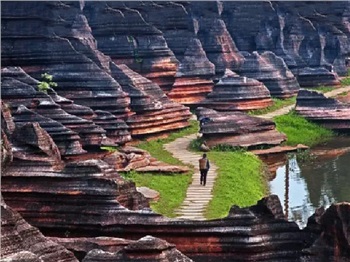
(37, 73, 57, 93)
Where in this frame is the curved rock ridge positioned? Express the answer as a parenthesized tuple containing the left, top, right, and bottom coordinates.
(110, 63, 192, 136)
(82, 236, 193, 262)
(222, 1, 350, 76)
(1, 67, 108, 150)
(168, 38, 215, 105)
(295, 89, 350, 132)
(83, 1, 179, 93)
(1, 1, 132, 119)
(295, 67, 341, 88)
(195, 107, 286, 148)
(236, 51, 300, 98)
(199, 69, 273, 111)
(1, 197, 79, 262)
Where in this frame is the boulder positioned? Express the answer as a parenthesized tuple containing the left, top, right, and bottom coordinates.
(199, 69, 273, 111)
(196, 107, 286, 148)
(296, 89, 350, 132)
(295, 67, 341, 88)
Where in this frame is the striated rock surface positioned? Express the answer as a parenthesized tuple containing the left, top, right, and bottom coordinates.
(200, 69, 273, 111)
(110, 63, 191, 136)
(83, 2, 179, 93)
(295, 89, 350, 132)
(82, 236, 193, 262)
(49, 237, 134, 261)
(237, 51, 300, 98)
(196, 107, 286, 148)
(222, 1, 350, 76)
(1, 197, 78, 262)
(102, 146, 189, 173)
(302, 203, 350, 262)
(168, 38, 215, 105)
(296, 67, 341, 88)
(1, 1, 132, 120)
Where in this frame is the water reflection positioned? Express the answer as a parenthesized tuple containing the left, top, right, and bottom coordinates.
(269, 143, 350, 228)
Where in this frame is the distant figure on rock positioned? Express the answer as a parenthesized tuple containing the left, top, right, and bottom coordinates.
(199, 153, 210, 186)
(200, 141, 210, 152)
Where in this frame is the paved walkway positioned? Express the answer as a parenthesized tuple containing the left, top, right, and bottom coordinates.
(258, 86, 350, 119)
(164, 134, 218, 220)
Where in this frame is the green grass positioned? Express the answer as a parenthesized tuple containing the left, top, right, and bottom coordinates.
(122, 171, 192, 218)
(248, 97, 296, 116)
(123, 120, 198, 217)
(307, 85, 335, 93)
(274, 111, 334, 147)
(137, 120, 199, 165)
(205, 151, 268, 219)
(341, 77, 350, 86)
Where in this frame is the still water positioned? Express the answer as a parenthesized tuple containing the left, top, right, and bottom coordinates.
(269, 137, 350, 228)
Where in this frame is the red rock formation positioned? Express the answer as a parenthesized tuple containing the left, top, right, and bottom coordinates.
(295, 89, 350, 132)
(200, 69, 273, 111)
(236, 51, 300, 98)
(168, 38, 215, 105)
(82, 236, 193, 262)
(83, 2, 179, 93)
(1, 197, 78, 262)
(48, 237, 134, 261)
(296, 67, 341, 88)
(102, 146, 189, 173)
(110, 63, 191, 136)
(1, 2, 132, 120)
(302, 203, 350, 261)
(196, 107, 286, 148)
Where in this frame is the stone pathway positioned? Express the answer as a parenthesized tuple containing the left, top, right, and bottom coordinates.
(258, 86, 350, 119)
(164, 134, 218, 220)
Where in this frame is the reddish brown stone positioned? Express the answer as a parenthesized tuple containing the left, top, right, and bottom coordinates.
(200, 69, 273, 111)
(296, 89, 350, 132)
(196, 107, 286, 148)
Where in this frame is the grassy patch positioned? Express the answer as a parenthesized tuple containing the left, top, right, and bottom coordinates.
(274, 111, 334, 147)
(123, 120, 198, 217)
(122, 171, 192, 218)
(248, 97, 296, 116)
(137, 120, 199, 165)
(205, 151, 268, 219)
(341, 77, 350, 86)
(307, 86, 335, 93)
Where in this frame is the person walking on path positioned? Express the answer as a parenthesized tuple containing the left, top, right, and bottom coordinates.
(199, 153, 210, 186)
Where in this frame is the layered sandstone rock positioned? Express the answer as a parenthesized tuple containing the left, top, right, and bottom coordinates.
(196, 107, 286, 148)
(1, 1, 131, 120)
(222, 1, 350, 76)
(295, 89, 350, 132)
(302, 203, 350, 262)
(296, 67, 341, 88)
(82, 236, 193, 262)
(236, 51, 300, 98)
(49, 237, 134, 261)
(199, 69, 273, 111)
(102, 146, 189, 173)
(1, 198, 78, 262)
(110, 63, 191, 136)
(168, 38, 215, 105)
(83, 2, 179, 93)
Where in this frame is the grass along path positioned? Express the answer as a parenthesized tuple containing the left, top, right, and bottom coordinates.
(123, 121, 198, 217)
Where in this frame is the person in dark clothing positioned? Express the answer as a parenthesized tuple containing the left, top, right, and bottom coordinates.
(198, 153, 210, 186)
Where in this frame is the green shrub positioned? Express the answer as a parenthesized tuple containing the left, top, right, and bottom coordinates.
(37, 73, 57, 93)
(100, 146, 118, 152)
